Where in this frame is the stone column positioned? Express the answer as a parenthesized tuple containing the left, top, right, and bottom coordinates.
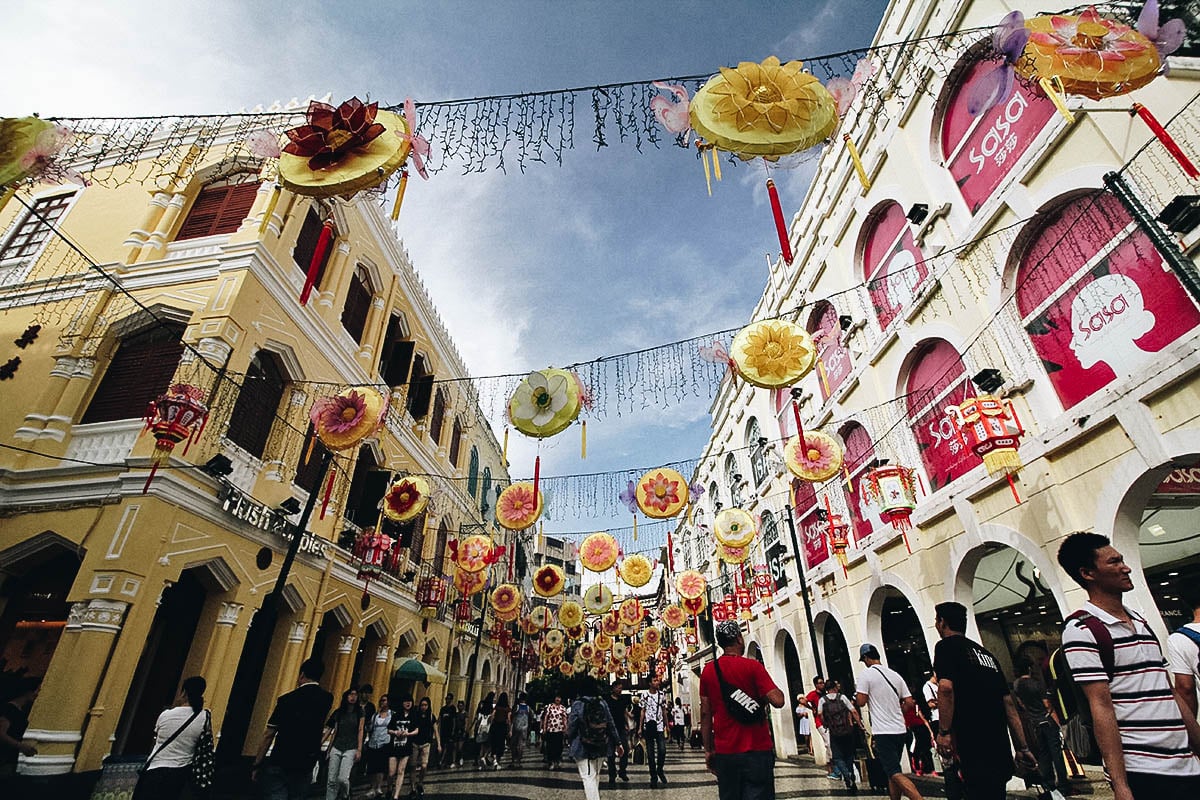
(276, 621, 309, 695)
(136, 192, 188, 263)
(122, 191, 173, 264)
(23, 600, 129, 775)
(371, 644, 392, 696)
(317, 242, 353, 310)
(332, 635, 358, 693)
(201, 602, 243, 727)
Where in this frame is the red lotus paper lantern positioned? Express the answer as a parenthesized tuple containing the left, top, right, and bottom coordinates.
(141, 383, 209, 492)
(416, 576, 446, 618)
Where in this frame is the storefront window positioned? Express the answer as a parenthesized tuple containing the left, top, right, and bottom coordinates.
(971, 544, 1063, 684)
(860, 201, 929, 330)
(1139, 465, 1200, 628)
(1016, 191, 1200, 410)
(905, 339, 974, 491)
(808, 301, 853, 400)
(839, 422, 879, 543)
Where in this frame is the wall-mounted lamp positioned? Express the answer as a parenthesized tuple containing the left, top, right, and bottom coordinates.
(1157, 195, 1200, 235)
(906, 203, 930, 225)
(972, 368, 1005, 394)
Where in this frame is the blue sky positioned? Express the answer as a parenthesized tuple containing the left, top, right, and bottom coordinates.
(3, 0, 890, 539)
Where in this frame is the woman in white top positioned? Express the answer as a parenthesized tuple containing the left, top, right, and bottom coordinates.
(133, 675, 209, 799)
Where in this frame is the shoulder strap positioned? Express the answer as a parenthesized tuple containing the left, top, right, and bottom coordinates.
(1067, 609, 1115, 679)
(1175, 625, 1200, 648)
(871, 665, 902, 699)
(146, 708, 202, 768)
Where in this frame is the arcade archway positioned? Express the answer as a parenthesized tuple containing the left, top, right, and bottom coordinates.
(816, 612, 854, 693)
(876, 589, 932, 693)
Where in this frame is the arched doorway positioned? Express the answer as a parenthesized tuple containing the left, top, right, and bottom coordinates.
(877, 590, 932, 693)
(0, 535, 81, 687)
(817, 612, 854, 693)
(1135, 462, 1200, 628)
(778, 631, 806, 738)
(967, 543, 1064, 682)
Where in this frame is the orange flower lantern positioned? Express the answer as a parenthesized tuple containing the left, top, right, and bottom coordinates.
(141, 383, 209, 493)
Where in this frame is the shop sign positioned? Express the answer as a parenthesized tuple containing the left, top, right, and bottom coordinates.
(799, 505, 828, 569)
(220, 486, 329, 558)
(811, 304, 853, 401)
(1154, 466, 1200, 495)
(766, 540, 790, 589)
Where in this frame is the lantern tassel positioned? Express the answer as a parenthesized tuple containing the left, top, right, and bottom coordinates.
(304, 431, 315, 465)
(816, 358, 830, 398)
(1007, 473, 1022, 504)
(766, 179, 794, 265)
(300, 219, 334, 306)
(580, 420, 587, 460)
(792, 400, 806, 451)
(633, 515, 638, 542)
(1132, 103, 1199, 179)
(258, 184, 281, 235)
(701, 145, 713, 196)
(982, 450, 1023, 477)
(711, 147, 722, 182)
(502, 426, 509, 463)
(391, 169, 410, 220)
(532, 454, 540, 507)
(1039, 77, 1075, 124)
(142, 460, 161, 494)
(319, 469, 336, 519)
(843, 134, 871, 190)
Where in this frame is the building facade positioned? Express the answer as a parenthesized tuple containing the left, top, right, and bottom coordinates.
(0, 103, 513, 778)
(678, 0, 1200, 762)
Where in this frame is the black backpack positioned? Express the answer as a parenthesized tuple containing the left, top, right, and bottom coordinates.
(822, 695, 855, 737)
(579, 697, 610, 757)
(1049, 609, 1114, 766)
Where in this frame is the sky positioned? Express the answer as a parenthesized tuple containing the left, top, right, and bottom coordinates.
(2, 0, 891, 540)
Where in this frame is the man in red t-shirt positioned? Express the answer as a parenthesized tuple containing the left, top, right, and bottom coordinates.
(700, 620, 785, 800)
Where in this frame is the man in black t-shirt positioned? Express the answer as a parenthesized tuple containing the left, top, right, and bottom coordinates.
(932, 602, 1034, 800)
(438, 693, 458, 768)
(252, 658, 335, 799)
(605, 680, 631, 786)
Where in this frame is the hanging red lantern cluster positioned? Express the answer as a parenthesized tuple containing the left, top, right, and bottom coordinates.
(946, 394, 1025, 501)
(685, 632, 698, 651)
(141, 383, 209, 493)
(415, 576, 446, 618)
(352, 528, 402, 596)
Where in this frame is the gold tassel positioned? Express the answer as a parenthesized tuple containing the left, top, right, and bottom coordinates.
(0, 185, 17, 218)
(390, 170, 410, 221)
(711, 148, 722, 182)
(816, 359, 830, 398)
(701, 147, 713, 196)
(982, 449, 1023, 477)
(633, 516, 638, 542)
(580, 420, 587, 460)
(502, 426, 509, 464)
(538, 521, 544, 551)
(304, 432, 315, 465)
(258, 184, 281, 236)
(1039, 77, 1075, 124)
(843, 134, 870, 190)
(843, 464, 853, 493)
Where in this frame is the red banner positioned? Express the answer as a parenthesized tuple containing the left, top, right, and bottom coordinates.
(863, 203, 929, 330)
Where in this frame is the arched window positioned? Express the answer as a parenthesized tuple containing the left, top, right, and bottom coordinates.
(82, 321, 186, 423)
(176, 178, 259, 240)
(938, 55, 1054, 214)
(724, 454, 742, 507)
(708, 480, 721, 511)
(807, 301, 853, 400)
(406, 355, 433, 418)
(746, 417, 768, 487)
(905, 339, 973, 491)
(793, 478, 826, 569)
(1016, 191, 1200, 410)
(480, 467, 492, 516)
(772, 388, 794, 440)
(467, 446, 480, 497)
(294, 423, 331, 493)
(839, 422, 878, 543)
(429, 389, 447, 445)
(224, 351, 286, 458)
(340, 264, 374, 344)
(433, 520, 450, 574)
(379, 313, 414, 387)
(859, 201, 929, 330)
(345, 445, 388, 528)
(292, 205, 334, 291)
(448, 418, 463, 468)
(761, 510, 788, 590)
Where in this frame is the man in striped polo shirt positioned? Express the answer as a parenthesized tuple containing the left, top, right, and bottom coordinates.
(1057, 532, 1200, 800)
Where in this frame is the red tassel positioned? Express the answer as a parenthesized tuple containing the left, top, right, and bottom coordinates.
(320, 469, 336, 519)
(666, 531, 674, 574)
(532, 455, 541, 507)
(1133, 104, 1199, 179)
(766, 179, 793, 265)
(143, 460, 160, 494)
(1007, 473, 1022, 504)
(791, 400, 806, 451)
(300, 219, 335, 306)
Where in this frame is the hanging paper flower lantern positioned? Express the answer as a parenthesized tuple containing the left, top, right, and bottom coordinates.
(583, 583, 613, 614)
(601, 613, 621, 636)
(140, 383, 210, 492)
(612, 640, 628, 660)
(533, 564, 566, 597)
(496, 482, 544, 530)
(730, 320, 816, 389)
(714, 508, 757, 548)
(643, 627, 662, 649)
(682, 594, 707, 616)
(619, 597, 643, 626)
(784, 429, 844, 482)
(0, 117, 83, 187)
(946, 395, 1025, 477)
(579, 532, 620, 572)
(453, 567, 486, 596)
(559, 662, 575, 676)
(861, 464, 919, 533)
(278, 98, 411, 198)
(454, 534, 495, 573)
(567, 624, 586, 640)
(629, 642, 648, 662)
(310, 388, 386, 451)
(558, 600, 584, 629)
(490, 583, 521, 614)
(507, 368, 584, 438)
(595, 630, 614, 651)
(689, 57, 838, 160)
(544, 628, 566, 650)
(661, 604, 687, 629)
(495, 606, 520, 623)
(718, 542, 752, 564)
(635, 468, 690, 518)
(618, 553, 654, 588)
(579, 642, 596, 661)
(1017, 7, 1162, 101)
(381, 476, 429, 522)
(621, 622, 640, 637)
(415, 576, 446, 618)
(527, 606, 551, 629)
(675, 569, 708, 600)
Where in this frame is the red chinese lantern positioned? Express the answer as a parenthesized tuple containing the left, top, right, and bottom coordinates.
(685, 632, 698, 651)
(735, 587, 754, 619)
(860, 463, 919, 553)
(753, 569, 775, 600)
(352, 528, 402, 599)
(711, 601, 728, 622)
(454, 598, 473, 624)
(416, 576, 446, 618)
(141, 383, 209, 493)
(722, 594, 738, 620)
(947, 395, 1025, 501)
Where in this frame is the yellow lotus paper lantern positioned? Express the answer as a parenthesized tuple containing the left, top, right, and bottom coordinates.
(661, 604, 687, 629)
(579, 532, 619, 572)
(453, 568, 486, 596)
(579, 642, 596, 661)
(1017, 8, 1161, 101)
(507, 368, 583, 438)
(310, 388, 387, 451)
(490, 583, 521, 614)
(731, 320, 816, 389)
(559, 600, 584, 629)
(784, 430, 844, 482)
(714, 508, 757, 548)
(635, 468, 689, 518)
(496, 482, 543, 530)
(644, 627, 662, 649)
(455, 534, 494, 573)
(675, 569, 707, 600)
(595, 631, 613, 650)
(533, 564, 566, 598)
(618, 554, 653, 588)
(278, 98, 411, 198)
(381, 476, 429, 522)
(584, 583, 613, 614)
(689, 57, 838, 160)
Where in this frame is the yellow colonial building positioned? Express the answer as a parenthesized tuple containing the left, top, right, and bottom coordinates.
(0, 103, 513, 781)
